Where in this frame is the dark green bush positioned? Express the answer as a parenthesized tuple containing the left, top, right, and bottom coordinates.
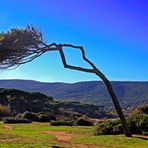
(128, 108, 148, 134)
(3, 117, 32, 124)
(94, 120, 123, 135)
(50, 120, 74, 126)
(76, 118, 93, 126)
(94, 106, 148, 136)
(135, 106, 148, 114)
(38, 114, 52, 122)
(22, 112, 56, 122)
(21, 111, 38, 121)
(38, 113, 56, 121)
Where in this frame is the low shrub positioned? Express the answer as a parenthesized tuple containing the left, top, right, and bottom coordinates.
(128, 108, 148, 134)
(38, 114, 52, 122)
(38, 113, 56, 121)
(50, 120, 73, 126)
(94, 105, 148, 136)
(3, 117, 32, 124)
(22, 112, 56, 122)
(76, 118, 93, 126)
(135, 106, 148, 114)
(21, 111, 38, 121)
(94, 120, 123, 135)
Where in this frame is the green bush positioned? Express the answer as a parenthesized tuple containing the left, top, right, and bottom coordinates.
(38, 113, 56, 121)
(3, 117, 32, 124)
(38, 114, 52, 122)
(128, 107, 148, 134)
(135, 106, 148, 114)
(22, 112, 56, 122)
(94, 106, 148, 136)
(50, 120, 74, 126)
(94, 120, 123, 135)
(21, 111, 38, 121)
(76, 118, 93, 126)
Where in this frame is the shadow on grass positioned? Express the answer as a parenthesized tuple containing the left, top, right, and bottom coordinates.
(51, 146, 65, 148)
(133, 135, 148, 141)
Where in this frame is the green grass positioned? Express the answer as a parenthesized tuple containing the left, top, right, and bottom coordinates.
(73, 135, 148, 148)
(0, 122, 92, 148)
(0, 122, 147, 148)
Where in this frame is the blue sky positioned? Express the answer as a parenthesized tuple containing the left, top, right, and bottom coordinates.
(0, 0, 148, 82)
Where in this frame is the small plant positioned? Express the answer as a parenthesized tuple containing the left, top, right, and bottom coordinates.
(38, 113, 53, 122)
(21, 111, 38, 121)
(76, 117, 93, 126)
(50, 120, 74, 126)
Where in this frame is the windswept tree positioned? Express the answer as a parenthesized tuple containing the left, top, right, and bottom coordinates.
(0, 26, 131, 137)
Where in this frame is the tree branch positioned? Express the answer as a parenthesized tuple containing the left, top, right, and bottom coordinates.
(57, 45, 94, 73)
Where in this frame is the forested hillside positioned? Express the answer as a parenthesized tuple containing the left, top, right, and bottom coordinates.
(0, 79, 148, 113)
(0, 88, 105, 119)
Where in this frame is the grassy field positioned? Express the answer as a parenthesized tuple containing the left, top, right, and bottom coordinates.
(0, 122, 147, 148)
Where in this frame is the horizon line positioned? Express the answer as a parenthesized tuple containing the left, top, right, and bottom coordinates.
(0, 78, 148, 84)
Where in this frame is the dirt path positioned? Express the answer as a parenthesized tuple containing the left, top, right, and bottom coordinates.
(2, 125, 13, 130)
(44, 131, 74, 142)
(0, 133, 20, 143)
(44, 131, 110, 148)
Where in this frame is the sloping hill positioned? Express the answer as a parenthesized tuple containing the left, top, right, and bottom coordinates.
(0, 88, 105, 119)
(0, 79, 148, 113)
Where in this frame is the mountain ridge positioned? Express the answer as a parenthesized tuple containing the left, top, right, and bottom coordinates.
(0, 79, 148, 113)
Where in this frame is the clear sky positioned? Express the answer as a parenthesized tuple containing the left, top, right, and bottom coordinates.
(0, 0, 148, 82)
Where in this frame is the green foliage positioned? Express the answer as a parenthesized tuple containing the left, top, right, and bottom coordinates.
(94, 120, 123, 135)
(95, 105, 148, 135)
(76, 117, 93, 126)
(50, 120, 74, 126)
(0, 88, 53, 113)
(0, 26, 43, 69)
(128, 105, 148, 134)
(38, 113, 56, 122)
(1, 80, 147, 116)
(22, 112, 56, 122)
(21, 111, 38, 121)
(48, 100, 102, 119)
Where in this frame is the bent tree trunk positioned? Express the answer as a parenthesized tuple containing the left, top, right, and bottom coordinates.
(94, 69, 131, 137)
(57, 44, 131, 137)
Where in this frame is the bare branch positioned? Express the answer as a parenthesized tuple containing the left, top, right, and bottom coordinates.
(56, 45, 94, 73)
(60, 44, 97, 70)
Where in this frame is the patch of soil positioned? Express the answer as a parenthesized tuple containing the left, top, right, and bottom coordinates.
(44, 131, 74, 142)
(2, 125, 13, 130)
(44, 131, 111, 148)
(0, 133, 20, 142)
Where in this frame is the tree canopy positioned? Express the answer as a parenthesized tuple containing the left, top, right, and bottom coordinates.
(0, 26, 45, 69)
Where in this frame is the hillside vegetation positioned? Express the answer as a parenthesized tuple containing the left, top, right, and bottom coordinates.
(0, 80, 148, 114)
(0, 88, 105, 120)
